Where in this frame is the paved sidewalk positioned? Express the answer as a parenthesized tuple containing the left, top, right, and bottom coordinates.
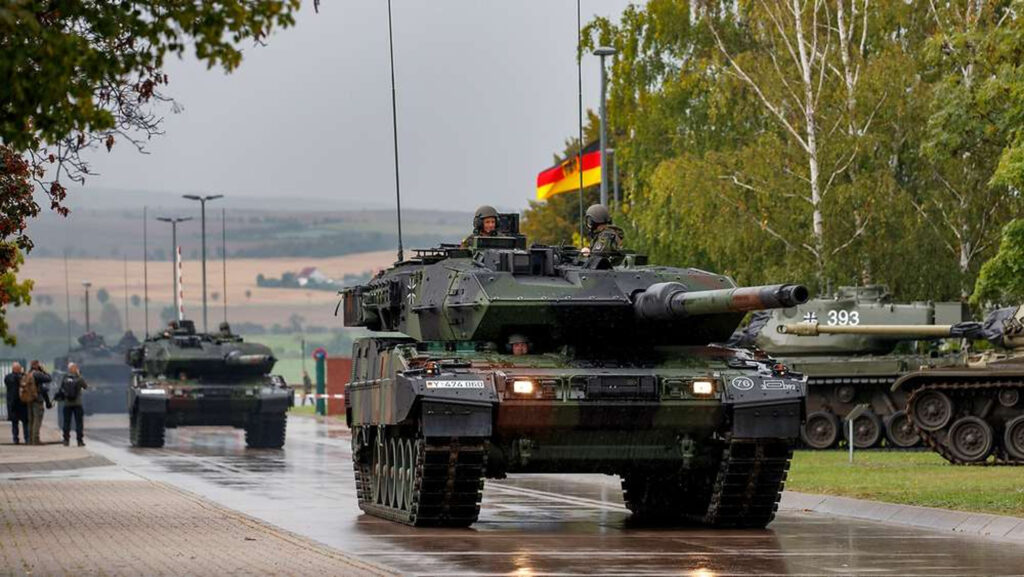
(0, 426, 112, 473)
(0, 478, 396, 576)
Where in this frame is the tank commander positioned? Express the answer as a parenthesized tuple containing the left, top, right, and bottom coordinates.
(217, 321, 233, 338)
(462, 205, 499, 246)
(585, 204, 624, 254)
(508, 334, 530, 356)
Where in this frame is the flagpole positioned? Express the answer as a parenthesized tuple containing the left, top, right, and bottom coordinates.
(576, 0, 585, 246)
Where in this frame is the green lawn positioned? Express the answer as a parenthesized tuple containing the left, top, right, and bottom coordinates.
(787, 450, 1024, 517)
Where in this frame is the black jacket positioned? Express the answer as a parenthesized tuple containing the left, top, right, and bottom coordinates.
(4, 371, 26, 418)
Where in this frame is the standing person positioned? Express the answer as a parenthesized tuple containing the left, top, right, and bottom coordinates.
(584, 204, 625, 254)
(56, 363, 88, 447)
(27, 360, 52, 445)
(302, 370, 314, 406)
(4, 362, 29, 444)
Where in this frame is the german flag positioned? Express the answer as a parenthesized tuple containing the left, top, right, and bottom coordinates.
(535, 141, 601, 201)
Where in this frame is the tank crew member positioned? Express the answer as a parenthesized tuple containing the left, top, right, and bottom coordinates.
(508, 334, 530, 356)
(217, 321, 233, 338)
(56, 363, 88, 447)
(5, 362, 29, 444)
(585, 204, 624, 253)
(462, 205, 499, 246)
(27, 360, 52, 445)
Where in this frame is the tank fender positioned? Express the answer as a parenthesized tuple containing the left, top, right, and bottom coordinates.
(133, 390, 168, 415)
(410, 373, 499, 437)
(721, 374, 805, 438)
(257, 387, 291, 414)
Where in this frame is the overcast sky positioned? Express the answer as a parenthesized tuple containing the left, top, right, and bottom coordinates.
(78, 1, 635, 212)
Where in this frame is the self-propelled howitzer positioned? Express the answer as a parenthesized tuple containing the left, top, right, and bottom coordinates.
(340, 221, 809, 528)
(126, 320, 291, 449)
(781, 306, 1024, 464)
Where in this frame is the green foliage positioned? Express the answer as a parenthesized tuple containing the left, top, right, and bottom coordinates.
(537, 0, 1023, 300)
(972, 219, 1024, 306)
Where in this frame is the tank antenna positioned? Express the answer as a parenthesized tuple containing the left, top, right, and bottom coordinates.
(63, 250, 72, 354)
(143, 207, 149, 337)
(222, 206, 228, 324)
(387, 0, 404, 263)
(575, 0, 585, 246)
(123, 255, 130, 333)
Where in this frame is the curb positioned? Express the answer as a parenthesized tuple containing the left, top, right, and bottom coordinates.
(780, 491, 1024, 543)
(0, 454, 114, 474)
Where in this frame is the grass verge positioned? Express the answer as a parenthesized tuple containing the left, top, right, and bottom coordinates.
(786, 450, 1024, 517)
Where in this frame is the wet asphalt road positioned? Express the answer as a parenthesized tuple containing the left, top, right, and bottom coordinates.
(67, 414, 1024, 576)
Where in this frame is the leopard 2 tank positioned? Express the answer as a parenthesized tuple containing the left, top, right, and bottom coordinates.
(340, 215, 809, 528)
(125, 320, 291, 449)
(54, 331, 137, 414)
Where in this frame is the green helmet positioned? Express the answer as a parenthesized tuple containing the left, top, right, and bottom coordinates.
(508, 333, 530, 345)
(585, 204, 612, 232)
(473, 205, 499, 233)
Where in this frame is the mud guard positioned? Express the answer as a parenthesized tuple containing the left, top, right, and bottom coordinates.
(421, 400, 493, 437)
(134, 392, 167, 414)
(722, 374, 805, 439)
(258, 390, 291, 414)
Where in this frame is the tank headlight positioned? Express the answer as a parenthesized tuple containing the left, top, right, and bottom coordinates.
(512, 380, 534, 395)
(692, 380, 714, 395)
(139, 388, 166, 395)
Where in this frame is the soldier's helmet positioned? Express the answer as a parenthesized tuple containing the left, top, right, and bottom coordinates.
(473, 205, 499, 233)
(219, 321, 232, 335)
(585, 204, 612, 232)
(507, 333, 530, 345)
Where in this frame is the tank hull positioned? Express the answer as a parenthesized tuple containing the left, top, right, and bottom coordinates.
(346, 339, 805, 528)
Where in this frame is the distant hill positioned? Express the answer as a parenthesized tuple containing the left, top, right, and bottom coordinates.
(28, 188, 471, 259)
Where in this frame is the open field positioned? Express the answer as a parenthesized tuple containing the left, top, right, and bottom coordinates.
(787, 450, 1024, 517)
(12, 252, 395, 329)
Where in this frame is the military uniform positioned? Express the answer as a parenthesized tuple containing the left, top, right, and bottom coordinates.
(591, 225, 625, 253)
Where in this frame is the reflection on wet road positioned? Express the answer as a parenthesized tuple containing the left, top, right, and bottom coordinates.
(80, 415, 1024, 576)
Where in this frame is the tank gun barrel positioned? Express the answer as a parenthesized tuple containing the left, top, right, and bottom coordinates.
(634, 283, 809, 321)
(779, 322, 981, 338)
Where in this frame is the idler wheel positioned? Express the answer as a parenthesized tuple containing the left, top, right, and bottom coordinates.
(1004, 415, 1024, 462)
(946, 416, 994, 463)
(911, 390, 954, 432)
(997, 388, 1020, 408)
(885, 410, 920, 448)
(844, 410, 883, 449)
(835, 384, 857, 404)
(801, 411, 840, 449)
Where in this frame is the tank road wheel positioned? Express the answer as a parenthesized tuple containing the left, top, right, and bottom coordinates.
(371, 437, 384, 505)
(836, 384, 857, 404)
(884, 410, 920, 448)
(946, 416, 994, 463)
(384, 436, 396, 508)
(844, 411, 883, 449)
(801, 411, 840, 450)
(402, 438, 416, 509)
(392, 438, 406, 511)
(129, 410, 166, 448)
(998, 388, 1020, 408)
(244, 415, 287, 449)
(1002, 416, 1024, 463)
(911, 390, 954, 432)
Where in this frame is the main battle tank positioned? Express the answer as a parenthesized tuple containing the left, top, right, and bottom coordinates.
(730, 286, 969, 449)
(54, 331, 138, 414)
(125, 320, 291, 449)
(340, 215, 809, 528)
(783, 306, 1024, 464)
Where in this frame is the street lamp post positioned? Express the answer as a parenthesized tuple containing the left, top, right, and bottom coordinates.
(81, 281, 92, 333)
(183, 194, 223, 333)
(594, 46, 617, 207)
(607, 148, 620, 209)
(156, 217, 192, 323)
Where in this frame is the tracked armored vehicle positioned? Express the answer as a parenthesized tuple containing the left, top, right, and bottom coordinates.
(784, 306, 1023, 464)
(54, 332, 137, 414)
(126, 320, 290, 449)
(341, 216, 809, 528)
(731, 286, 968, 449)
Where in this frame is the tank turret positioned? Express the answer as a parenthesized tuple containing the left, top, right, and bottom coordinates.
(341, 215, 810, 529)
(54, 331, 133, 415)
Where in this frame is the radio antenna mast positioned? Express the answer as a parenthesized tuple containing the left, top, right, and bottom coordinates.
(387, 0, 405, 262)
(576, 0, 585, 245)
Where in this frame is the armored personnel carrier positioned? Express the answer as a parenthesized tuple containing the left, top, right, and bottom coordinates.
(340, 215, 809, 528)
(730, 286, 968, 449)
(54, 332, 137, 414)
(784, 306, 1023, 464)
(125, 320, 290, 449)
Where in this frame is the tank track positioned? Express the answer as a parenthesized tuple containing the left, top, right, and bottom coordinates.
(907, 381, 1023, 465)
(129, 412, 165, 448)
(244, 414, 287, 449)
(622, 438, 792, 528)
(693, 438, 792, 528)
(353, 428, 486, 527)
